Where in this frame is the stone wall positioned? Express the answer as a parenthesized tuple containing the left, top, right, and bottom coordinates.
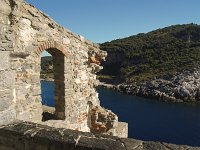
(0, 0, 126, 136)
(0, 122, 198, 150)
(0, 0, 17, 126)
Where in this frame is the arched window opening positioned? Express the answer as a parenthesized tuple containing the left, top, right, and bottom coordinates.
(40, 49, 65, 121)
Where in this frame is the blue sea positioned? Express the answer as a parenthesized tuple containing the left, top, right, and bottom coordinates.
(41, 80, 200, 147)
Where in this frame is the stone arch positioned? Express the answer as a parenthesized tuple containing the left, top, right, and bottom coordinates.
(35, 41, 70, 120)
(35, 41, 70, 57)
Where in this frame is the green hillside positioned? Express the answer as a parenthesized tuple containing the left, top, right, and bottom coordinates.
(100, 24, 200, 83)
(41, 56, 53, 79)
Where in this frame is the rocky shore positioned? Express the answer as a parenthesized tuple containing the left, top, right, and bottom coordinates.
(99, 69, 200, 103)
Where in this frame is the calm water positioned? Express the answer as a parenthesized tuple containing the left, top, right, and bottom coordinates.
(41, 80, 55, 107)
(41, 80, 200, 147)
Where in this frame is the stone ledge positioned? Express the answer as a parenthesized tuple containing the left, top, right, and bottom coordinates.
(0, 121, 199, 150)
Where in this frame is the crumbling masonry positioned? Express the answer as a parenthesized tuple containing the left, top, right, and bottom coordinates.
(0, 0, 127, 137)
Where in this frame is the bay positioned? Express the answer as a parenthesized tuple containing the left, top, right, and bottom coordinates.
(41, 80, 200, 147)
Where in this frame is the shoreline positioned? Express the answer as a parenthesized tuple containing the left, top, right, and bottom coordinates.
(98, 82, 200, 103)
(98, 68, 200, 103)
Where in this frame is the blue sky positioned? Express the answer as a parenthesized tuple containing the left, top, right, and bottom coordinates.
(26, 0, 200, 44)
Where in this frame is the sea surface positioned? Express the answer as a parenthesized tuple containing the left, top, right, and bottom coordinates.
(41, 80, 200, 147)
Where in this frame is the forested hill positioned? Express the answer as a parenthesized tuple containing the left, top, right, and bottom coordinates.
(41, 56, 53, 79)
(100, 24, 200, 83)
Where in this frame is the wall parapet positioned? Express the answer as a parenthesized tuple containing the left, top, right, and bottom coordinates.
(0, 121, 197, 150)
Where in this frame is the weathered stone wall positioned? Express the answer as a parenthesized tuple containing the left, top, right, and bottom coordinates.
(0, 0, 123, 136)
(0, 122, 198, 150)
(0, 0, 17, 126)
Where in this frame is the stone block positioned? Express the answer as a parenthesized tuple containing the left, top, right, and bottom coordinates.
(0, 89, 14, 111)
(64, 83, 73, 90)
(30, 107, 43, 122)
(16, 111, 31, 122)
(0, 51, 10, 70)
(0, 42, 13, 51)
(0, 70, 15, 90)
(63, 37, 70, 45)
(0, 24, 6, 33)
(116, 122, 128, 138)
(0, 45, 6, 51)
(5, 33, 14, 41)
(0, 16, 10, 27)
(69, 116, 77, 124)
(30, 74, 40, 83)
(0, 109, 16, 126)
(37, 37, 48, 42)
(80, 71, 88, 81)
(0, 2, 11, 15)
(32, 21, 45, 31)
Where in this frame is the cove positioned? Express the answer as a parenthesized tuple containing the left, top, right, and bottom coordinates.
(41, 80, 200, 147)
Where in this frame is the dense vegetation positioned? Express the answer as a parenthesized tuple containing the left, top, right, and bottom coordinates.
(100, 24, 200, 83)
(41, 56, 53, 79)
